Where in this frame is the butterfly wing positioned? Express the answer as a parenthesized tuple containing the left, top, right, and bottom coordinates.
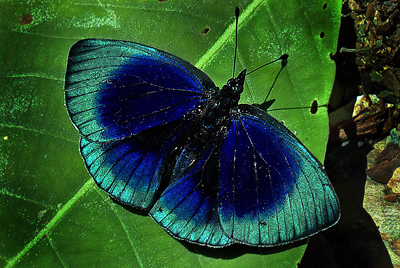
(65, 39, 216, 209)
(149, 136, 233, 247)
(65, 39, 214, 142)
(79, 122, 188, 209)
(218, 104, 340, 246)
(80, 137, 160, 209)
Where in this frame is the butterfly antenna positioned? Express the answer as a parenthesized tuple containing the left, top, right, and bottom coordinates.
(246, 54, 288, 76)
(232, 7, 240, 78)
(247, 54, 289, 103)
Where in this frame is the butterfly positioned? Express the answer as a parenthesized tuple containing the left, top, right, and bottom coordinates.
(64, 37, 340, 248)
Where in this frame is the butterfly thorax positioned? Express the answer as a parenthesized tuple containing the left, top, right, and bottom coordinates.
(190, 69, 246, 145)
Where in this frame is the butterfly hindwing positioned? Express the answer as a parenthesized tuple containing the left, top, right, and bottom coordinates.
(65, 39, 214, 142)
(79, 117, 196, 209)
(218, 104, 340, 246)
(80, 137, 160, 209)
(150, 137, 233, 247)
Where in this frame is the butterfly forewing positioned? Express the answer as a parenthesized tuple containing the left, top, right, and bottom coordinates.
(65, 39, 212, 142)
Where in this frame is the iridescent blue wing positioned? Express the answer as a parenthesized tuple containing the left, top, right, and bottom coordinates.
(149, 136, 233, 247)
(79, 123, 187, 209)
(80, 137, 160, 209)
(65, 39, 214, 142)
(218, 105, 340, 246)
(65, 39, 215, 209)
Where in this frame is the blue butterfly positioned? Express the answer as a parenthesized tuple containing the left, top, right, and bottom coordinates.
(65, 38, 340, 247)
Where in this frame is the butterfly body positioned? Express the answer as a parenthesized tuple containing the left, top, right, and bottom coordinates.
(65, 39, 340, 247)
(176, 69, 245, 151)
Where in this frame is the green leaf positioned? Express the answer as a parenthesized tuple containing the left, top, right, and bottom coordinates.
(0, 0, 340, 267)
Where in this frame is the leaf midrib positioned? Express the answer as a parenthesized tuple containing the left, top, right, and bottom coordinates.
(195, 0, 264, 70)
(6, 179, 95, 267)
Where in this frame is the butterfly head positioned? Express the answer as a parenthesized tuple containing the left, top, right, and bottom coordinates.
(221, 69, 246, 99)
